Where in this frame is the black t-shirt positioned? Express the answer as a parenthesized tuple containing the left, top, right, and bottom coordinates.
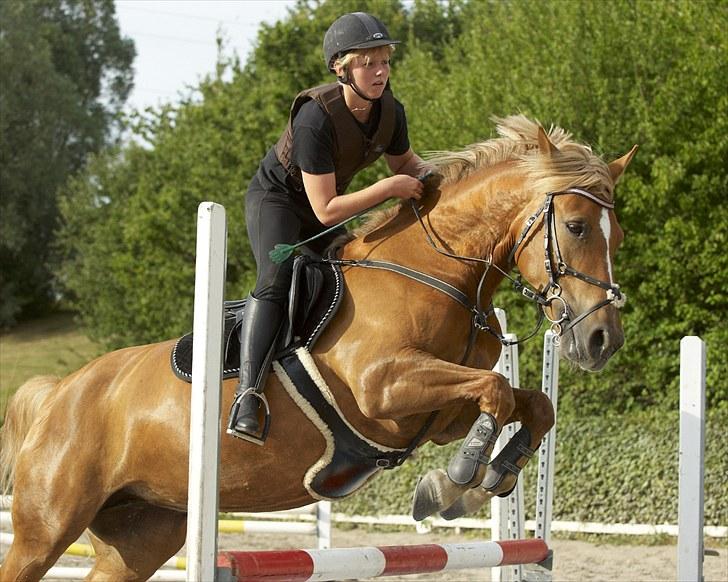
(253, 95, 411, 196)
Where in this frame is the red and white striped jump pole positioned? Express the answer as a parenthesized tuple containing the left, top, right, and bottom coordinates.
(218, 539, 550, 581)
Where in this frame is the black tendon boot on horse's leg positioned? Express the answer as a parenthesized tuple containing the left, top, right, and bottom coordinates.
(446, 412, 499, 486)
(411, 412, 499, 521)
(226, 295, 283, 445)
(439, 426, 536, 520)
(480, 425, 535, 496)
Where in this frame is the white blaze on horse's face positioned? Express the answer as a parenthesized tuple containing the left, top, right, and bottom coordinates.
(600, 208, 614, 285)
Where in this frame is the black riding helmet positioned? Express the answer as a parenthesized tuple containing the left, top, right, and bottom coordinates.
(323, 12, 401, 74)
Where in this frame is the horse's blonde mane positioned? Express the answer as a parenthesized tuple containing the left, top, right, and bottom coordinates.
(427, 115, 614, 198)
(350, 115, 614, 240)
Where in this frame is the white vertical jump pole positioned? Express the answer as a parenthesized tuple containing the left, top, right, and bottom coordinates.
(491, 309, 524, 582)
(503, 339, 524, 582)
(677, 336, 706, 582)
(317, 500, 332, 550)
(492, 327, 558, 582)
(186, 202, 227, 582)
(490, 309, 509, 570)
(535, 330, 559, 549)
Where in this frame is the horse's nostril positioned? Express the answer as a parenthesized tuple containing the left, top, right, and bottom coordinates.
(589, 328, 608, 357)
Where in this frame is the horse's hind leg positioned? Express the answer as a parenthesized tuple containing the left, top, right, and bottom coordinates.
(0, 464, 103, 582)
(439, 387, 554, 519)
(85, 500, 187, 581)
(0, 511, 92, 582)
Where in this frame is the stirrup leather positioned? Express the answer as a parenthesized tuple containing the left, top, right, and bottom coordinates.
(226, 388, 272, 446)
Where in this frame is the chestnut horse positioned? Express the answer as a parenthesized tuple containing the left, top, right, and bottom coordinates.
(0, 115, 636, 581)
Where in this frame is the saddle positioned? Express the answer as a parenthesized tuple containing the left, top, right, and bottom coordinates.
(171, 254, 344, 382)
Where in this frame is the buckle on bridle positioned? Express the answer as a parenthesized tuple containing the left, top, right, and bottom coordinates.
(520, 286, 537, 301)
(472, 310, 490, 331)
(607, 287, 627, 309)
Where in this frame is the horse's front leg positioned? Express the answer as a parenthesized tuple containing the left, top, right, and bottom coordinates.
(438, 387, 555, 520)
(350, 349, 516, 521)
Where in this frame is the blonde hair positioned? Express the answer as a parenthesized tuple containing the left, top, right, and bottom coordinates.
(335, 45, 396, 73)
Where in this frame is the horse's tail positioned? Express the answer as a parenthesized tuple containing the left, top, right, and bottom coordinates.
(0, 375, 59, 496)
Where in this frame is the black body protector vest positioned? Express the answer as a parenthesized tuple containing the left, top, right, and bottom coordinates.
(275, 82, 395, 196)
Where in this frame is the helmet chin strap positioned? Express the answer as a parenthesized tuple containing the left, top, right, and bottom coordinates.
(349, 80, 377, 103)
(337, 73, 377, 103)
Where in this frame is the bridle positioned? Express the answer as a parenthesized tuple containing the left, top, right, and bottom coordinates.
(502, 187, 626, 343)
(403, 186, 626, 348)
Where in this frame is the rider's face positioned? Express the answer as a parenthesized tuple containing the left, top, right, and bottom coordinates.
(345, 49, 391, 99)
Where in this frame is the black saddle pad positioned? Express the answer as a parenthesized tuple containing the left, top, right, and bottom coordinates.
(171, 258, 344, 383)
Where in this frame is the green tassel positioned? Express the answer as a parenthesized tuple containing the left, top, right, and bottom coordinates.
(267, 203, 384, 264)
(269, 243, 296, 264)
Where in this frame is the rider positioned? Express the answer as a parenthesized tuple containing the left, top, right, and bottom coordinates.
(227, 12, 429, 444)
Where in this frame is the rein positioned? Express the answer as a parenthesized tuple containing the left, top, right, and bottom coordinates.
(332, 187, 625, 348)
(406, 187, 626, 346)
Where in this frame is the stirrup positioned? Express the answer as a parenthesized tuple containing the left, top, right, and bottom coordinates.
(226, 388, 272, 446)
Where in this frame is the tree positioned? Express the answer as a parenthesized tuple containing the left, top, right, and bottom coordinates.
(0, 0, 134, 326)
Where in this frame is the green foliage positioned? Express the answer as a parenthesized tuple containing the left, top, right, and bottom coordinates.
(55, 0, 727, 414)
(0, 0, 134, 327)
(57, 94, 256, 346)
(335, 410, 728, 527)
(403, 0, 728, 413)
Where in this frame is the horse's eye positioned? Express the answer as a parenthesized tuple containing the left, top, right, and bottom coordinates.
(565, 221, 586, 237)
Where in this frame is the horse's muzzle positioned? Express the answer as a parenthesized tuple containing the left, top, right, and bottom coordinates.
(587, 325, 624, 369)
(565, 322, 624, 371)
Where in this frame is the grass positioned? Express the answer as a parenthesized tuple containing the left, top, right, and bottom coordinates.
(0, 312, 103, 421)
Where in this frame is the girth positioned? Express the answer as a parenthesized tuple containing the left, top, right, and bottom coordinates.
(276, 348, 409, 499)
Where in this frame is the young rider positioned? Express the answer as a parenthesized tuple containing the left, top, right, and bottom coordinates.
(227, 12, 428, 444)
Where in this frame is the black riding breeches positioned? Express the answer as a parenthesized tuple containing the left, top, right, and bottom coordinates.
(245, 184, 345, 305)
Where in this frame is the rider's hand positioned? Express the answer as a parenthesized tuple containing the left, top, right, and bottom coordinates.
(381, 174, 424, 201)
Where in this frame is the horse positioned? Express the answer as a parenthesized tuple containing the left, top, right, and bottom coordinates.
(0, 115, 636, 581)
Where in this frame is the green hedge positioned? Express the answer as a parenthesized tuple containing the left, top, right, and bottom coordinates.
(334, 409, 728, 527)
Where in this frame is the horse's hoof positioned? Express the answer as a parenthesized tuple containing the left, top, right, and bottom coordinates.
(439, 498, 467, 521)
(412, 476, 437, 521)
(412, 470, 450, 521)
(440, 487, 491, 520)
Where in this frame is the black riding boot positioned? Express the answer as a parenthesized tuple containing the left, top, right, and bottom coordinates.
(226, 295, 283, 445)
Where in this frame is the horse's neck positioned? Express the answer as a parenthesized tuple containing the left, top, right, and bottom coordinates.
(427, 167, 531, 276)
(346, 166, 532, 299)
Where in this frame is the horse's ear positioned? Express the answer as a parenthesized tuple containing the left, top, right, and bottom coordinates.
(608, 145, 639, 183)
(537, 126, 559, 156)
